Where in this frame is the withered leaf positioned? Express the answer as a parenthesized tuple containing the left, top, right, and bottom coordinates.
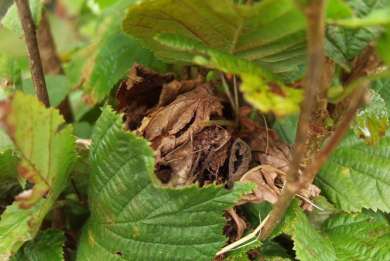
(116, 64, 174, 129)
(141, 84, 223, 155)
(228, 138, 252, 182)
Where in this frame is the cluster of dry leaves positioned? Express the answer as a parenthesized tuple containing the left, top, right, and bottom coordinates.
(116, 65, 320, 241)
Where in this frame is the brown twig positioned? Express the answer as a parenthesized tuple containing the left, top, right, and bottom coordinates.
(15, 0, 50, 107)
(38, 11, 73, 121)
(259, 0, 327, 240)
(300, 84, 368, 186)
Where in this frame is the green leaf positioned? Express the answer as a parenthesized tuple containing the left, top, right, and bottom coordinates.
(372, 78, 390, 111)
(11, 229, 65, 261)
(240, 74, 302, 116)
(0, 93, 76, 258)
(123, 0, 307, 76)
(378, 25, 390, 64)
(79, 13, 166, 102)
(329, 8, 390, 27)
(156, 33, 303, 116)
(316, 131, 390, 212)
(76, 107, 251, 261)
(353, 90, 389, 144)
(326, 0, 388, 69)
(326, 0, 354, 19)
(21, 75, 71, 107)
(323, 211, 390, 260)
(282, 204, 337, 261)
(1, 0, 43, 36)
(273, 114, 299, 144)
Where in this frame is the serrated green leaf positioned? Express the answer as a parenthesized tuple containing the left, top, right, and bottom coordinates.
(323, 211, 390, 260)
(0, 93, 76, 258)
(353, 90, 389, 144)
(1, 0, 43, 36)
(76, 107, 252, 261)
(123, 0, 307, 76)
(316, 131, 390, 212)
(326, 0, 388, 69)
(282, 204, 337, 261)
(11, 229, 65, 261)
(372, 78, 390, 110)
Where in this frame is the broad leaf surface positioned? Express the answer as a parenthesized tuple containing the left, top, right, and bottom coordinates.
(76, 107, 251, 261)
(11, 229, 65, 261)
(1, 0, 43, 36)
(123, 0, 307, 76)
(0, 93, 76, 258)
(325, 0, 389, 69)
(282, 203, 337, 261)
(316, 131, 390, 212)
(323, 211, 390, 260)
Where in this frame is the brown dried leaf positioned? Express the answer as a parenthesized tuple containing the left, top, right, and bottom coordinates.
(228, 138, 252, 182)
(141, 84, 223, 155)
(116, 64, 174, 129)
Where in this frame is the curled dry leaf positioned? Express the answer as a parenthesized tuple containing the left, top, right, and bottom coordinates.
(228, 138, 252, 182)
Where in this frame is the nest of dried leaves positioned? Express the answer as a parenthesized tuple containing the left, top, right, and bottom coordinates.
(116, 64, 320, 242)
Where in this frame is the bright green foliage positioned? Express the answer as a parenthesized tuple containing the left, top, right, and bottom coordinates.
(240, 74, 302, 116)
(123, 0, 307, 76)
(76, 107, 251, 261)
(353, 90, 389, 144)
(378, 25, 390, 64)
(329, 7, 390, 27)
(1, 0, 43, 36)
(11, 230, 65, 261)
(323, 211, 390, 260)
(282, 204, 337, 261)
(316, 131, 390, 212)
(0, 93, 76, 258)
(326, 0, 353, 19)
(325, 0, 388, 69)
(0, 129, 19, 197)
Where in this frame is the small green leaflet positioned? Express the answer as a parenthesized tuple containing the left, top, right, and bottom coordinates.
(0, 92, 76, 258)
(11, 229, 65, 261)
(76, 107, 252, 261)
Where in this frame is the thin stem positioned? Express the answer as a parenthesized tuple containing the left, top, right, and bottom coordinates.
(259, 0, 327, 240)
(15, 0, 50, 107)
(37, 11, 73, 121)
(300, 84, 368, 186)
